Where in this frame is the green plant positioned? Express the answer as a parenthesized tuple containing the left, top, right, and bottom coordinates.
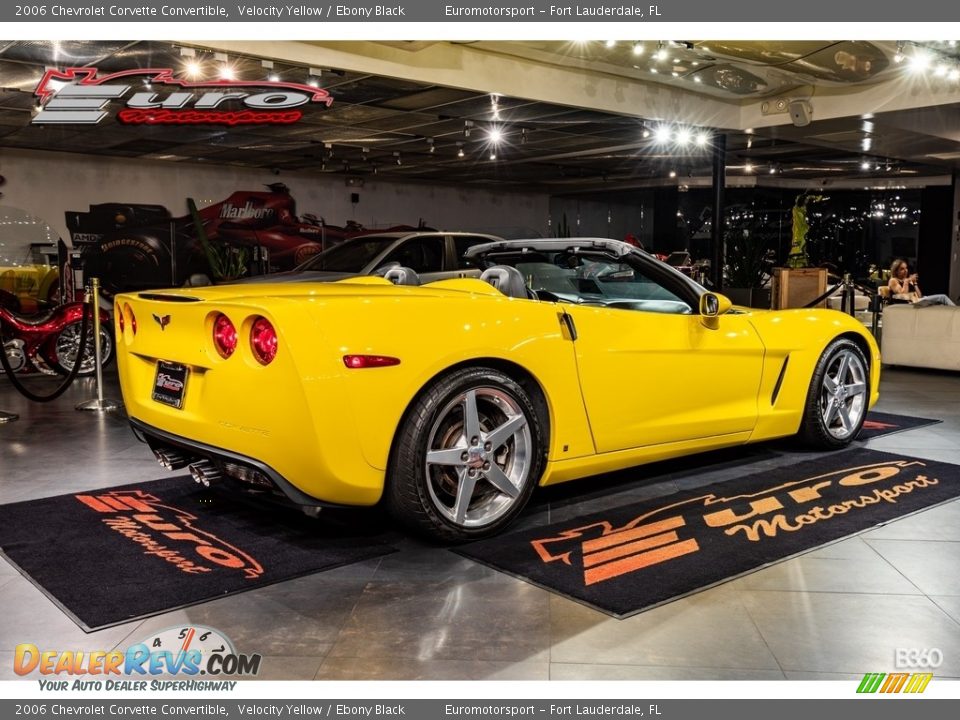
(187, 198, 250, 281)
(723, 205, 780, 289)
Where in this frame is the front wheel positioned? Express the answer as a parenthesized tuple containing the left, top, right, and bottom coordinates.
(798, 338, 869, 448)
(386, 367, 544, 542)
(51, 321, 114, 376)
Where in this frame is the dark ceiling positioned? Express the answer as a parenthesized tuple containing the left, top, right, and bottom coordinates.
(0, 40, 958, 192)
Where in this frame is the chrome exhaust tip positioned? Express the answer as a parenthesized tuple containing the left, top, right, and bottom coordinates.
(153, 447, 189, 470)
(188, 460, 222, 488)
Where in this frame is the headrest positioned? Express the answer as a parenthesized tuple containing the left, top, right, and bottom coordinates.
(383, 266, 420, 286)
(480, 265, 528, 299)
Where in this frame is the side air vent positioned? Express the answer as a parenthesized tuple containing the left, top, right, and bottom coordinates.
(138, 293, 202, 302)
(771, 356, 790, 405)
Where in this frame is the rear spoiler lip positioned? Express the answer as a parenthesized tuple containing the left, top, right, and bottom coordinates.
(137, 293, 203, 303)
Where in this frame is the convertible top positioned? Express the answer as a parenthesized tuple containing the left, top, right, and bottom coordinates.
(464, 237, 641, 259)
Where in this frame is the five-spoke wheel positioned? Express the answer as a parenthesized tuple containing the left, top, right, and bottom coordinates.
(387, 367, 543, 542)
(799, 338, 869, 448)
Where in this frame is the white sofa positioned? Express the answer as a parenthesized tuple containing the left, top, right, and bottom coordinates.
(881, 303, 960, 371)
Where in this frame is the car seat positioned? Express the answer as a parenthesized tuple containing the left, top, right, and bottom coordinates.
(480, 265, 530, 299)
(383, 266, 420, 286)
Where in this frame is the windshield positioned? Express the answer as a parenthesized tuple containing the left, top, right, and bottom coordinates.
(296, 236, 395, 272)
(481, 249, 696, 314)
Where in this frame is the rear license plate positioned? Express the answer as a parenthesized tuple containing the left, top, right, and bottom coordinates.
(152, 361, 188, 409)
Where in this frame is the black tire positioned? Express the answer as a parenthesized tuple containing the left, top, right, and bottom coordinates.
(386, 367, 545, 542)
(50, 321, 115, 377)
(797, 338, 869, 449)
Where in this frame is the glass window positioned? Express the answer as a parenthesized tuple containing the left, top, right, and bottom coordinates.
(296, 235, 395, 272)
(454, 236, 493, 269)
(383, 236, 445, 274)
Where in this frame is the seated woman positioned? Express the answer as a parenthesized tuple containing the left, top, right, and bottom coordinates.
(888, 258, 955, 306)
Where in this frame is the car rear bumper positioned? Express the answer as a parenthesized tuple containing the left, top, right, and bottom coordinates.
(130, 417, 350, 510)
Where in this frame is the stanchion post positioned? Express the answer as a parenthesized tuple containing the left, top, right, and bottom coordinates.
(76, 277, 120, 413)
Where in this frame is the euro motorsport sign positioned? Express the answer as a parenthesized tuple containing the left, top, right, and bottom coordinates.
(33, 67, 333, 126)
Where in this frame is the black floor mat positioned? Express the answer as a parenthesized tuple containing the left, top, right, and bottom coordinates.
(457, 448, 960, 618)
(0, 477, 395, 631)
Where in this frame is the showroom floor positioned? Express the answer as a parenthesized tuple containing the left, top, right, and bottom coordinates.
(1, 366, 959, 681)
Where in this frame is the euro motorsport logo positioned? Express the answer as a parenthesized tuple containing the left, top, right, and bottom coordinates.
(32, 67, 333, 126)
(13, 625, 261, 684)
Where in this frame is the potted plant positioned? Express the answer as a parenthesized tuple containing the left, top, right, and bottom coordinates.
(722, 205, 778, 308)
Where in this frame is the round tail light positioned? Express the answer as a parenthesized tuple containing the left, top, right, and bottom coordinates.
(117, 305, 125, 333)
(250, 316, 278, 365)
(128, 305, 137, 335)
(213, 313, 237, 358)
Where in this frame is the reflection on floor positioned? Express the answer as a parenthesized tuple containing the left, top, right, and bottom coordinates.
(2, 367, 960, 681)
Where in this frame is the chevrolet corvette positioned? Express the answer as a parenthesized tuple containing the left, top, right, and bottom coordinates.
(115, 238, 880, 541)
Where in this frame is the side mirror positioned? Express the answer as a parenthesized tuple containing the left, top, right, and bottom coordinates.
(699, 292, 732, 328)
(699, 292, 732, 317)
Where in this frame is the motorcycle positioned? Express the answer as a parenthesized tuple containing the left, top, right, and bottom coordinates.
(0, 300, 113, 377)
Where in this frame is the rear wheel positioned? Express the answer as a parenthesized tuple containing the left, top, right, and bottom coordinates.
(387, 367, 544, 542)
(798, 338, 869, 448)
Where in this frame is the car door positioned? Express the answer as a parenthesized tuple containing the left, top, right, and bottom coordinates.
(564, 261, 766, 453)
(380, 235, 448, 283)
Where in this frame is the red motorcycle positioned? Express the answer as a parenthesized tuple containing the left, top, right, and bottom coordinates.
(0, 297, 113, 376)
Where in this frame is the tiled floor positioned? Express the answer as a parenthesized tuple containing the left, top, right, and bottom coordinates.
(1, 366, 959, 681)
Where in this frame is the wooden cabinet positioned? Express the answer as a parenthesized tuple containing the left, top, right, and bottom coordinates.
(771, 267, 828, 309)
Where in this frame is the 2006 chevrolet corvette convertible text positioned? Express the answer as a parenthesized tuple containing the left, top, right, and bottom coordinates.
(115, 238, 880, 541)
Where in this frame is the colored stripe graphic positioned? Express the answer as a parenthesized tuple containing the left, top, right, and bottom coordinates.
(857, 673, 885, 693)
(904, 673, 933, 693)
(856, 672, 932, 694)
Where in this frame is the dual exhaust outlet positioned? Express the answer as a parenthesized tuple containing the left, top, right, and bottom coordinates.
(152, 448, 221, 487)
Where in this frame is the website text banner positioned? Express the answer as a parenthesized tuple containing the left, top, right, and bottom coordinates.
(5, 0, 960, 23)
(1, 701, 959, 718)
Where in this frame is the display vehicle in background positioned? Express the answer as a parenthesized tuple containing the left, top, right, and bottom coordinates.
(238, 230, 505, 284)
(66, 184, 429, 295)
(115, 238, 880, 541)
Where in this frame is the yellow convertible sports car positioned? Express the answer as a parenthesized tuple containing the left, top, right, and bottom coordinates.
(115, 238, 880, 541)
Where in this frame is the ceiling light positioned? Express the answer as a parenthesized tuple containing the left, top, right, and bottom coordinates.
(457, 143, 464, 158)
(695, 132, 708, 146)
(935, 63, 949, 77)
(668, 170, 677, 178)
(426, 138, 435, 153)
(184, 60, 202, 78)
(744, 162, 753, 173)
(655, 126, 671, 143)
(605, 40, 617, 48)
(489, 152, 497, 161)
(861, 159, 872, 171)
(632, 42, 644, 56)
(268, 73, 280, 82)
(950, 68, 960, 81)
(642, 128, 650, 139)
(218, 66, 235, 81)
(676, 128, 691, 145)
(394, 152, 401, 166)
(909, 51, 932, 73)
(650, 68, 659, 74)
(488, 127, 503, 144)
(693, 76, 702, 83)
(894, 42, 905, 63)
(862, 137, 873, 151)
(654, 42, 667, 62)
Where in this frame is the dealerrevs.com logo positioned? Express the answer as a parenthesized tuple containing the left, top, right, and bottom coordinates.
(33, 67, 334, 126)
(14, 625, 261, 691)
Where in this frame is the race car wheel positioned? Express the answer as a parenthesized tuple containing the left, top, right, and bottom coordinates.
(387, 367, 544, 542)
(798, 338, 868, 448)
(51, 321, 114, 376)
